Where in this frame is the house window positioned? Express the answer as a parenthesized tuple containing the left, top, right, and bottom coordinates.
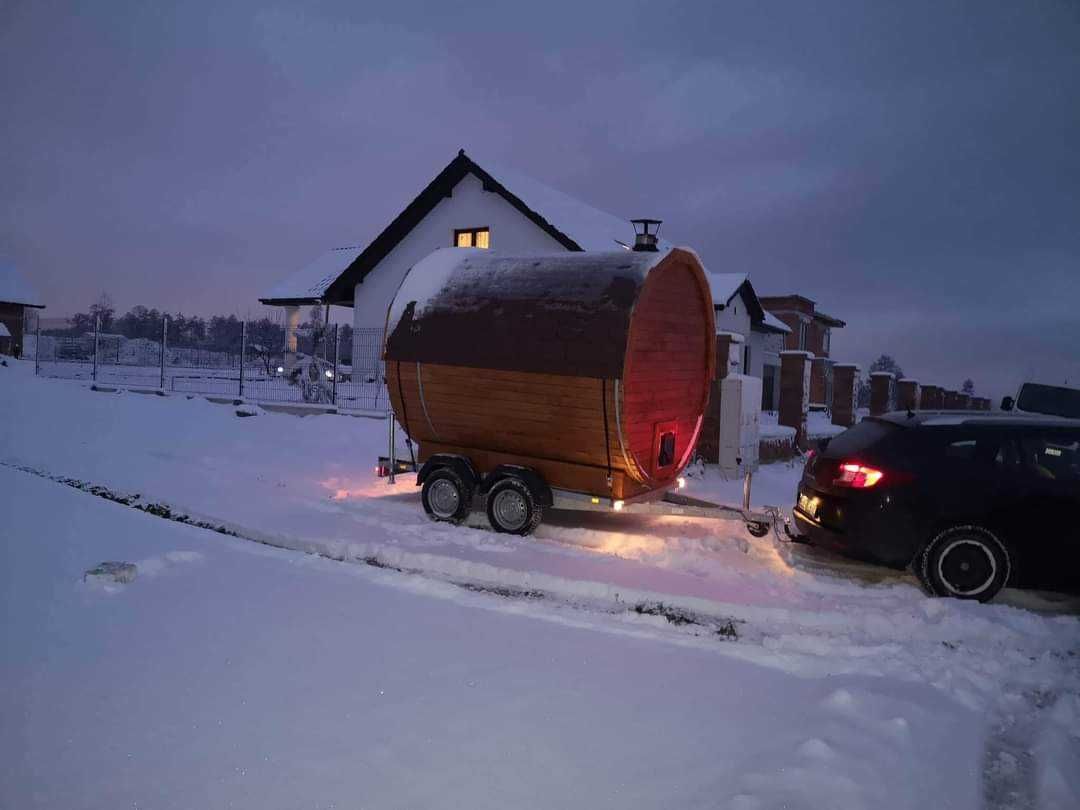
(798, 321, 807, 351)
(823, 328, 831, 357)
(454, 227, 490, 248)
(742, 344, 751, 375)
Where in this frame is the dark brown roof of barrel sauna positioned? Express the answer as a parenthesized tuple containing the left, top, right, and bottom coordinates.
(384, 248, 697, 378)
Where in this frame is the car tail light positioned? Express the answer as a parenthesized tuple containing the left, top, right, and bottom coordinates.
(833, 462, 885, 489)
(375, 464, 390, 478)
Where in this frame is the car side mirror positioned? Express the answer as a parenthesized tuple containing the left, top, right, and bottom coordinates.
(1000, 396, 1014, 412)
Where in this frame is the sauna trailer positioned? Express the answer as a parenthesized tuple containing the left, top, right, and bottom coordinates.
(381, 245, 769, 536)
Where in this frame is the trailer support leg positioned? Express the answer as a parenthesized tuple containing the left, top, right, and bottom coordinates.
(388, 414, 397, 485)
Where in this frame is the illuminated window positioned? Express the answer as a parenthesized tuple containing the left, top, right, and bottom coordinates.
(454, 227, 490, 248)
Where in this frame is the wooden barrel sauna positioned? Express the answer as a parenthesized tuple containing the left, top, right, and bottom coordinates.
(384, 247, 716, 501)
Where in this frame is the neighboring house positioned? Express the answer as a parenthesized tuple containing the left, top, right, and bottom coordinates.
(0, 265, 45, 358)
(708, 274, 791, 409)
(758, 294, 846, 410)
(260, 149, 669, 377)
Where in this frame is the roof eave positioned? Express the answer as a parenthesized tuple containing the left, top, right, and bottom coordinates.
(814, 312, 846, 328)
(752, 320, 789, 335)
(258, 296, 326, 307)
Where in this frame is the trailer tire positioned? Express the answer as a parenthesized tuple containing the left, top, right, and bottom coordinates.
(486, 477, 543, 536)
(421, 468, 472, 525)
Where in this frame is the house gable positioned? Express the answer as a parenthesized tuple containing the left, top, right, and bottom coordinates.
(348, 172, 570, 327)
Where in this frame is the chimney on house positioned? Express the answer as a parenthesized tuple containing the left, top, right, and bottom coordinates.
(630, 218, 662, 252)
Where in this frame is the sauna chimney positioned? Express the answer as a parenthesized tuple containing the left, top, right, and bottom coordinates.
(631, 219, 662, 252)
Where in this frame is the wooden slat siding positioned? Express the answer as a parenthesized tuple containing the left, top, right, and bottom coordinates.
(394, 361, 631, 492)
(621, 256, 713, 485)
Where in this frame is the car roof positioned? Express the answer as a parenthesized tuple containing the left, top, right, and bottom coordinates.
(873, 411, 1080, 430)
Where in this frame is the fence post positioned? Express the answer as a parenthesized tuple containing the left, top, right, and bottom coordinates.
(239, 320, 247, 400)
(92, 315, 100, 383)
(160, 316, 168, 390)
(34, 315, 41, 376)
(332, 323, 339, 405)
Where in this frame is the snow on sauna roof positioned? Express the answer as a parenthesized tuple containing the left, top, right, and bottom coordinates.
(259, 246, 364, 305)
(260, 149, 669, 306)
(385, 247, 697, 378)
(0, 264, 44, 308)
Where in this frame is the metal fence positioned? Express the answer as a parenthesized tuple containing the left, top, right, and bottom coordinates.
(24, 310, 387, 412)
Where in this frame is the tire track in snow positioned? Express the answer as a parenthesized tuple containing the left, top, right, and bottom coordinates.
(2, 461, 747, 644)
(6, 460, 1078, 693)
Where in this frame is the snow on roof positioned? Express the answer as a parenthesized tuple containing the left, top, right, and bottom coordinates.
(0, 264, 43, 307)
(707, 273, 747, 307)
(762, 310, 791, 333)
(261, 246, 365, 303)
(477, 158, 670, 252)
(0, 322, 10, 338)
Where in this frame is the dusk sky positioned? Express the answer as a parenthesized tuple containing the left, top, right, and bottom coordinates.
(2, 1, 1077, 399)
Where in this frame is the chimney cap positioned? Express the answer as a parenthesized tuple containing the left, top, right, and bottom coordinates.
(630, 218, 662, 252)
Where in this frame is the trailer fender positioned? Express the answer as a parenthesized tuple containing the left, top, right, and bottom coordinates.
(416, 455, 479, 488)
(478, 465, 554, 507)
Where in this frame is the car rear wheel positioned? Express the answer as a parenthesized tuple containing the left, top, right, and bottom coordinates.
(421, 468, 472, 525)
(917, 526, 1011, 602)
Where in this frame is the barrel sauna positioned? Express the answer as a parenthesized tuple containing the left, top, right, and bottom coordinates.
(384, 246, 716, 517)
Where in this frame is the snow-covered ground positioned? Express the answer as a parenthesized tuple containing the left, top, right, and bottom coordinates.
(2, 360, 1078, 809)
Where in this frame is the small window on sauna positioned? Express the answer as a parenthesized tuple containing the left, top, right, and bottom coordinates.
(657, 432, 676, 469)
(454, 227, 490, 248)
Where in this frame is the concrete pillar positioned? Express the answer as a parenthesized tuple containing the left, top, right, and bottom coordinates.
(283, 305, 301, 371)
(714, 332, 744, 380)
(810, 357, 831, 411)
(701, 332, 747, 462)
(831, 364, 859, 427)
(779, 351, 812, 449)
(869, 372, 894, 416)
(896, 378, 920, 411)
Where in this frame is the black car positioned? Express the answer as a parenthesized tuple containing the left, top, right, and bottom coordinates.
(792, 412, 1080, 601)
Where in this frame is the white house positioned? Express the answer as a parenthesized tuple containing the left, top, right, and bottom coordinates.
(707, 273, 790, 410)
(260, 149, 785, 391)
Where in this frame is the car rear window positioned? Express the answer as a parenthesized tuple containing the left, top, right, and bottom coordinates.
(824, 419, 901, 457)
(1016, 384, 1080, 419)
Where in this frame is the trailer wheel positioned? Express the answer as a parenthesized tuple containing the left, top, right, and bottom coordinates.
(421, 468, 472, 525)
(745, 521, 770, 538)
(486, 477, 542, 536)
